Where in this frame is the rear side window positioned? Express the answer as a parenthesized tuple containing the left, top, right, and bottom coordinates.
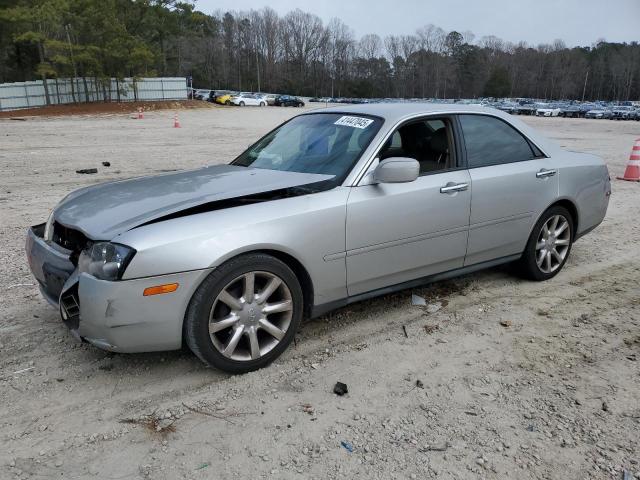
(459, 115, 535, 168)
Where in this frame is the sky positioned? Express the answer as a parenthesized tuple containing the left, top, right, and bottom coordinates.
(195, 0, 640, 47)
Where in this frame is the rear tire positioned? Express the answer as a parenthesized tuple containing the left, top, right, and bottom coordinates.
(184, 253, 304, 374)
(517, 206, 574, 281)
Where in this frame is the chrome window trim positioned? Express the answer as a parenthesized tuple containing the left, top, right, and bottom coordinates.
(345, 110, 550, 187)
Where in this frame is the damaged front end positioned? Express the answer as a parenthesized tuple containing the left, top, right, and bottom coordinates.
(25, 165, 337, 352)
(26, 218, 132, 342)
(26, 221, 204, 352)
(26, 221, 91, 334)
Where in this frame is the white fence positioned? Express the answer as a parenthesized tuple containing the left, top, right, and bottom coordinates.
(0, 77, 188, 111)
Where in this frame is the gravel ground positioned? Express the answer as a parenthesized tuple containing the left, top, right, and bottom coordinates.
(1, 106, 639, 480)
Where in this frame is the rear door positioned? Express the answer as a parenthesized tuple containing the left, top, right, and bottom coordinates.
(345, 116, 471, 296)
(458, 114, 559, 266)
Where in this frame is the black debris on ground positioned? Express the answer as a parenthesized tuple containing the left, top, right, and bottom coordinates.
(333, 382, 348, 396)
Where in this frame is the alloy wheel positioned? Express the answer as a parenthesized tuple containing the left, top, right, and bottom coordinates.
(208, 271, 293, 361)
(535, 214, 571, 274)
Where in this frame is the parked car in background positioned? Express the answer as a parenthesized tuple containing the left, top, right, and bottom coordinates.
(229, 93, 267, 107)
(535, 104, 562, 117)
(610, 106, 635, 120)
(189, 88, 206, 100)
(192, 89, 211, 101)
(585, 108, 612, 119)
(575, 104, 597, 117)
(560, 105, 581, 118)
(26, 104, 610, 373)
(261, 94, 278, 106)
(494, 102, 519, 114)
(274, 95, 305, 107)
(207, 91, 235, 105)
(514, 103, 536, 115)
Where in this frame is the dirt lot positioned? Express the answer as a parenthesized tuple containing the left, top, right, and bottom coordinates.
(1, 106, 639, 480)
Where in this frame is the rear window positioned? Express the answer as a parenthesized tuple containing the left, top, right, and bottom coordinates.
(459, 115, 536, 168)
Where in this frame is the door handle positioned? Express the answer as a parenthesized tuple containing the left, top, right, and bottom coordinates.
(536, 168, 557, 178)
(440, 182, 469, 194)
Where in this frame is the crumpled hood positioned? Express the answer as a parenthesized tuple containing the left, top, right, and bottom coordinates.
(54, 165, 333, 240)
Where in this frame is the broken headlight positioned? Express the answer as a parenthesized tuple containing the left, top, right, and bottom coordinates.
(78, 242, 136, 281)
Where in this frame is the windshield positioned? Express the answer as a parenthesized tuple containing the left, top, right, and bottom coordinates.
(232, 113, 382, 179)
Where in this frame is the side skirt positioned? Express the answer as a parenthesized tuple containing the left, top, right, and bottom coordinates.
(310, 254, 522, 318)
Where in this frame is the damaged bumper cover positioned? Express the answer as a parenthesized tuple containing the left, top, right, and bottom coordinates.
(26, 225, 209, 353)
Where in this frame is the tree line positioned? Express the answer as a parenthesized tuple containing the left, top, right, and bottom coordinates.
(1, 0, 638, 103)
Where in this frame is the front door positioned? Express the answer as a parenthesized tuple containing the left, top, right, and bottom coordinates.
(345, 117, 471, 296)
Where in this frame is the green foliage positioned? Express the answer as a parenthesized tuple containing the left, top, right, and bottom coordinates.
(0, 2, 638, 101)
(484, 66, 511, 98)
(0, 0, 164, 83)
(445, 31, 464, 56)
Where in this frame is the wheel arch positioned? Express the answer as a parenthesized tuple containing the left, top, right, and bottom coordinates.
(528, 198, 579, 241)
(209, 246, 315, 317)
(181, 247, 316, 348)
(252, 249, 314, 317)
(549, 198, 579, 234)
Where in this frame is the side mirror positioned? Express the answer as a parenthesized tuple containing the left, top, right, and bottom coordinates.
(373, 157, 420, 184)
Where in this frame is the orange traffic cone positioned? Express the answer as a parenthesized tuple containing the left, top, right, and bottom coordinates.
(618, 138, 640, 182)
(137, 107, 144, 120)
(173, 112, 181, 128)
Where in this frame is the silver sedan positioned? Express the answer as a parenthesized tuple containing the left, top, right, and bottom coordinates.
(26, 104, 611, 373)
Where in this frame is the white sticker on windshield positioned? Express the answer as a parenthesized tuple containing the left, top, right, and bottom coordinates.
(334, 115, 374, 129)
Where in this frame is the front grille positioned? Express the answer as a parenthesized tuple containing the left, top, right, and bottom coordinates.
(52, 222, 89, 255)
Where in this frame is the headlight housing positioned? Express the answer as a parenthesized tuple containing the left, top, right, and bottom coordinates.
(78, 242, 136, 281)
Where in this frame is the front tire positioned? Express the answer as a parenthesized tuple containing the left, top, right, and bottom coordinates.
(184, 253, 304, 374)
(518, 206, 574, 281)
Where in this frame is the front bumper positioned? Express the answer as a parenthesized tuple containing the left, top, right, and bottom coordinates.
(26, 224, 76, 305)
(26, 225, 210, 353)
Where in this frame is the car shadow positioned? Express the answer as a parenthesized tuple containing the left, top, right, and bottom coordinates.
(36, 263, 520, 379)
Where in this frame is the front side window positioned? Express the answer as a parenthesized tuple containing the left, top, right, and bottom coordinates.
(233, 113, 382, 179)
(459, 114, 535, 168)
(379, 118, 455, 174)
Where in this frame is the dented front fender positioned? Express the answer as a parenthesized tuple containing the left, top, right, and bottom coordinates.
(76, 270, 211, 352)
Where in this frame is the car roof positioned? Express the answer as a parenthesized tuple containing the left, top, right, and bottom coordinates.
(316, 102, 507, 123)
